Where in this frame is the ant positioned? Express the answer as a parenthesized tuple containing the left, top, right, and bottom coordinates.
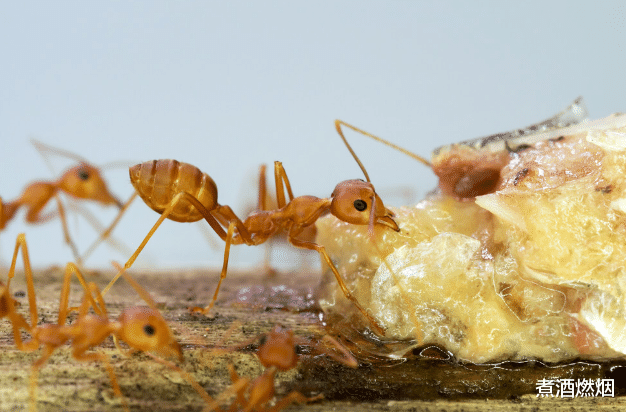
(212, 325, 357, 412)
(105, 148, 399, 335)
(3, 234, 216, 412)
(1, 140, 124, 265)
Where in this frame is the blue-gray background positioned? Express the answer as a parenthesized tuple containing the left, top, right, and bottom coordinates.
(1, 1, 625, 270)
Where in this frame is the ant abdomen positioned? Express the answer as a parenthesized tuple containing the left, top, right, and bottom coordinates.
(129, 159, 219, 223)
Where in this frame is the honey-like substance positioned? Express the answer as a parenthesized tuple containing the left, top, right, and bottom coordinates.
(317, 113, 626, 364)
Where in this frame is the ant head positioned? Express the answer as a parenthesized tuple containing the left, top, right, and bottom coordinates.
(330, 180, 399, 232)
(257, 325, 298, 371)
(117, 307, 183, 362)
(58, 163, 123, 208)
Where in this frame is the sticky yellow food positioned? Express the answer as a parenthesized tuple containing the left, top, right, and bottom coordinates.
(317, 113, 626, 363)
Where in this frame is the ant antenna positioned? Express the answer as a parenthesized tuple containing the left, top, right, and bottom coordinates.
(31, 138, 89, 175)
(334, 120, 432, 176)
(32, 138, 135, 173)
(335, 120, 371, 182)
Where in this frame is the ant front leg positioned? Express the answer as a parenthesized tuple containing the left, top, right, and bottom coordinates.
(287, 233, 385, 335)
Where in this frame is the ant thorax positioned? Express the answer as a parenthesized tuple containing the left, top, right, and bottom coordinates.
(316, 112, 626, 364)
(242, 196, 330, 239)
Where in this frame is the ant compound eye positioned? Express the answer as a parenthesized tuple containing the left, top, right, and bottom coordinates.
(143, 324, 156, 336)
(353, 199, 367, 212)
(78, 169, 90, 181)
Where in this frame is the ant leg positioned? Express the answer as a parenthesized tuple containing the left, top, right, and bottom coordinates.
(125, 192, 228, 269)
(258, 164, 268, 211)
(212, 205, 253, 244)
(273, 161, 295, 209)
(52, 194, 83, 265)
(256, 164, 275, 276)
(190, 220, 237, 315)
(69, 201, 132, 254)
(57, 263, 101, 324)
(8, 234, 38, 328)
(80, 192, 138, 263)
(102, 192, 230, 296)
(87, 282, 108, 317)
(256, 164, 280, 277)
(288, 235, 385, 335)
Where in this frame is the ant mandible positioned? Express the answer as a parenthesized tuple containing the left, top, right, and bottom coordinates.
(1, 140, 124, 264)
(3, 234, 214, 412)
(105, 150, 399, 334)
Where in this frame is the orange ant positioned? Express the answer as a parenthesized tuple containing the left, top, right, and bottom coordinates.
(3, 234, 217, 412)
(104, 153, 399, 335)
(212, 325, 357, 412)
(1, 140, 124, 264)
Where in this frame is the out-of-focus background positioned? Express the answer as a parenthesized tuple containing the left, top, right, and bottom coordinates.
(1, 1, 625, 270)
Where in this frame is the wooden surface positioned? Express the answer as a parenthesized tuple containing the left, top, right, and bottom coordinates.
(1, 266, 626, 412)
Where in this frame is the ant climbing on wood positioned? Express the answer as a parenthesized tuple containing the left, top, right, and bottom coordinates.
(2, 234, 215, 412)
(211, 325, 357, 412)
(103, 152, 399, 335)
